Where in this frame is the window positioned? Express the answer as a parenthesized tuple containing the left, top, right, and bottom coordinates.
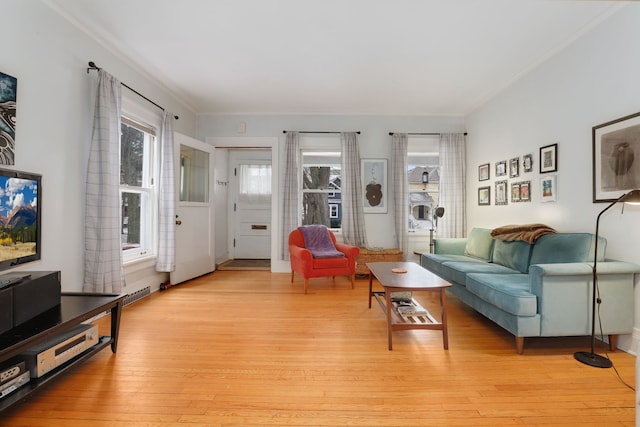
(407, 135, 440, 232)
(238, 164, 271, 204)
(301, 149, 342, 230)
(120, 116, 157, 261)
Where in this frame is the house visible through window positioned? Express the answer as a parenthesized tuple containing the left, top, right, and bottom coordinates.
(301, 150, 342, 229)
(407, 135, 440, 231)
(120, 116, 157, 260)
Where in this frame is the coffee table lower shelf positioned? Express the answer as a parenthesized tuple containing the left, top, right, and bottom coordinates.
(371, 291, 449, 350)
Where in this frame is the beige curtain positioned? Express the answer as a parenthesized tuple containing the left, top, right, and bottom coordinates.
(391, 133, 408, 257)
(438, 133, 466, 238)
(340, 132, 367, 247)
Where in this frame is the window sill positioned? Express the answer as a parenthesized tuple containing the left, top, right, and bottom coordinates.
(123, 255, 157, 273)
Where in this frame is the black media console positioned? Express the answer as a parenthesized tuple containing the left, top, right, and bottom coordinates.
(0, 272, 125, 413)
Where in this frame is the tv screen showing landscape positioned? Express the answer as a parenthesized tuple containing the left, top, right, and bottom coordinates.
(0, 170, 41, 271)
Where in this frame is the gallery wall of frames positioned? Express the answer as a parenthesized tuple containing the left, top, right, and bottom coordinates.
(477, 143, 557, 206)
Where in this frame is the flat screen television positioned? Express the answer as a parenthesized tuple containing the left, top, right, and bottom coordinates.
(0, 168, 41, 272)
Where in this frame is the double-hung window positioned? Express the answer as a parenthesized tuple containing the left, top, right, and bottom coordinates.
(407, 135, 440, 232)
(301, 137, 342, 230)
(120, 116, 157, 262)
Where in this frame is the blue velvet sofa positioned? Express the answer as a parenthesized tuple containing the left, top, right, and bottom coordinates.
(421, 228, 640, 353)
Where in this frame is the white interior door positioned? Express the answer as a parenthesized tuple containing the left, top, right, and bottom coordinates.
(170, 133, 216, 285)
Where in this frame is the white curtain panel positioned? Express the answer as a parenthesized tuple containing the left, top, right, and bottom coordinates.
(340, 132, 367, 247)
(281, 132, 299, 260)
(84, 70, 125, 293)
(156, 112, 176, 272)
(391, 133, 408, 257)
(439, 133, 467, 238)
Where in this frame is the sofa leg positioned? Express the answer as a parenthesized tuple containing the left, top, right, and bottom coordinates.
(515, 336, 524, 354)
(608, 335, 618, 352)
(304, 278, 309, 294)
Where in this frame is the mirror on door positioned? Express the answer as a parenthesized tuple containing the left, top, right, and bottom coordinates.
(180, 145, 209, 202)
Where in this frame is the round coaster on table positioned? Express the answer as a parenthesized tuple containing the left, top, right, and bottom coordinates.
(391, 267, 407, 273)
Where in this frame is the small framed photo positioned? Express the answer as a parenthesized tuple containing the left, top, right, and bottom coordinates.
(361, 159, 388, 213)
(495, 160, 507, 177)
(593, 112, 640, 202)
(541, 175, 557, 202)
(495, 180, 508, 205)
(511, 182, 521, 202)
(509, 157, 520, 178)
(520, 181, 531, 202)
(478, 186, 490, 205)
(540, 143, 558, 173)
(478, 163, 490, 181)
(523, 154, 533, 173)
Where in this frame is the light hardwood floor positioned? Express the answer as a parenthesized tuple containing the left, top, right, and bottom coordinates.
(3, 270, 636, 426)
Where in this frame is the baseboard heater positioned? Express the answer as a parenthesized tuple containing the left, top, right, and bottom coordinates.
(124, 286, 150, 306)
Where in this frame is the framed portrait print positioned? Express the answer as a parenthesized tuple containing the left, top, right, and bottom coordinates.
(520, 181, 531, 202)
(495, 160, 507, 177)
(478, 163, 490, 181)
(592, 112, 640, 202)
(361, 159, 387, 213)
(0, 71, 17, 165)
(495, 180, 508, 205)
(478, 186, 490, 205)
(509, 157, 519, 178)
(540, 143, 558, 173)
(541, 175, 557, 202)
(511, 182, 521, 202)
(522, 154, 533, 173)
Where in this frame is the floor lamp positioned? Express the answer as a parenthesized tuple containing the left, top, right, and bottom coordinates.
(574, 189, 640, 368)
(429, 206, 445, 254)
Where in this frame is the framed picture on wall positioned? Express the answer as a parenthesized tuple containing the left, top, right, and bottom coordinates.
(478, 186, 490, 205)
(520, 181, 531, 202)
(540, 143, 558, 173)
(511, 182, 521, 202)
(478, 163, 490, 181)
(592, 111, 640, 202)
(361, 159, 387, 213)
(495, 160, 507, 177)
(509, 157, 520, 178)
(541, 175, 557, 202)
(495, 180, 508, 205)
(523, 154, 533, 173)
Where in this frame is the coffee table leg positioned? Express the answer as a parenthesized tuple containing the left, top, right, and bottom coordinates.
(386, 290, 393, 350)
(441, 289, 449, 350)
(368, 273, 373, 309)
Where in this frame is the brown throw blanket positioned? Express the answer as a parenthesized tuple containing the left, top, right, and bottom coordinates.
(490, 224, 556, 244)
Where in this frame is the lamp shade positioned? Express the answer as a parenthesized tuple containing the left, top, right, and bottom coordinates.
(620, 189, 640, 204)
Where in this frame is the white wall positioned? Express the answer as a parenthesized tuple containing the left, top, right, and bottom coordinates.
(6, 2, 196, 291)
(465, 4, 640, 352)
(197, 114, 465, 268)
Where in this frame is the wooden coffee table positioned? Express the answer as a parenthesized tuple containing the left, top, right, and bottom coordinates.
(367, 262, 452, 350)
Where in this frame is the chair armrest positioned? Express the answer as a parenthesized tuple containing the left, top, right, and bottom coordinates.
(334, 243, 360, 262)
(289, 244, 313, 263)
(434, 238, 467, 255)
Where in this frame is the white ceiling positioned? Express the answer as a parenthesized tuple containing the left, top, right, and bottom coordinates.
(46, 0, 625, 116)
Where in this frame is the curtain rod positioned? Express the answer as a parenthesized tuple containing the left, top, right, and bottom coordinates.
(87, 61, 179, 120)
(389, 132, 467, 136)
(283, 130, 360, 134)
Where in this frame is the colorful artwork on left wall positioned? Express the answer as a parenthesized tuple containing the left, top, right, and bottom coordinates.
(0, 71, 17, 165)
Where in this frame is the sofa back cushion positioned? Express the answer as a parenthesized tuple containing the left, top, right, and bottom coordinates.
(463, 228, 494, 261)
(529, 233, 605, 265)
(491, 239, 533, 273)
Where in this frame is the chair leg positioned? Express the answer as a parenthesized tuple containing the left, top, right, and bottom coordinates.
(304, 278, 309, 294)
(350, 274, 355, 289)
(290, 271, 294, 284)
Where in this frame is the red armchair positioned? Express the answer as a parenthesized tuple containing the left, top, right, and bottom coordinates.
(288, 228, 360, 294)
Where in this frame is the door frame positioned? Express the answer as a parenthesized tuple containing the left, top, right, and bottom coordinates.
(206, 137, 287, 273)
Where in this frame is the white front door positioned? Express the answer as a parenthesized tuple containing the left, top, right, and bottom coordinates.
(230, 150, 272, 259)
(170, 133, 216, 285)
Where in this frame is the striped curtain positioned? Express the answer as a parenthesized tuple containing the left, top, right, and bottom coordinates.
(438, 133, 466, 238)
(391, 133, 408, 257)
(156, 112, 176, 272)
(280, 132, 300, 260)
(340, 132, 367, 247)
(84, 69, 125, 293)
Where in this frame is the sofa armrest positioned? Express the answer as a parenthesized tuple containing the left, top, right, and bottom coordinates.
(528, 262, 639, 336)
(433, 238, 467, 255)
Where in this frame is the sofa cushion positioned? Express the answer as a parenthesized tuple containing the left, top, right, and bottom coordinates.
(466, 273, 537, 316)
(463, 228, 494, 261)
(529, 233, 604, 265)
(440, 261, 518, 286)
(491, 239, 533, 273)
(421, 253, 484, 276)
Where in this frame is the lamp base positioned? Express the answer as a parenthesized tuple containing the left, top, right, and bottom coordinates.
(574, 351, 612, 368)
